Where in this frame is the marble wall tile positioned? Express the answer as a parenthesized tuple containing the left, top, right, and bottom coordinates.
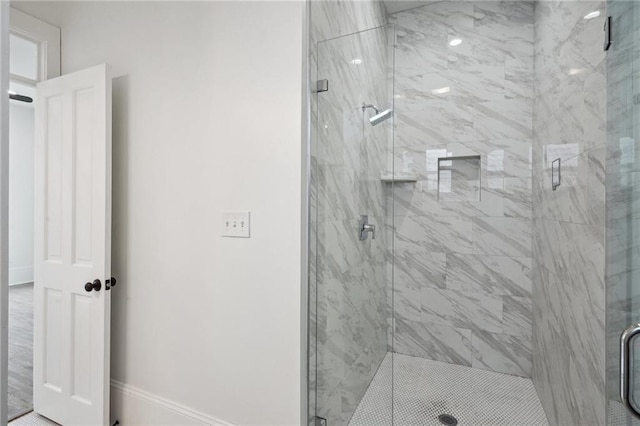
(473, 98, 533, 141)
(392, 1, 474, 39)
(394, 37, 449, 76)
(394, 102, 474, 146)
(504, 177, 532, 219)
(394, 246, 446, 291)
(583, 62, 606, 150)
(588, 147, 606, 227)
(392, 179, 506, 219)
(472, 217, 532, 258)
(316, 165, 358, 222)
(503, 296, 533, 338)
(393, 247, 446, 323)
(395, 214, 473, 254)
(532, 1, 606, 424)
(394, 318, 472, 366)
(421, 287, 503, 333)
(472, 1, 534, 38)
(424, 66, 507, 103)
(505, 57, 534, 99)
(311, 4, 391, 425)
(310, 0, 387, 48)
(317, 219, 365, 281)
(438, 156, 481, 202)
(390, 0, 535, 378)
(446, 254, 532, 297)
(533, 262, 606, 425)
(472, 330, 532, 377)
(535, 220, 605, 309)
(536, 149, 591, 225)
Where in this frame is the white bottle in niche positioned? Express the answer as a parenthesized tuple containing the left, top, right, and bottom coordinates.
(401, 151, 413, 175)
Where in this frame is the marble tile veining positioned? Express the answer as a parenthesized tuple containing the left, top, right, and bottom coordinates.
(532, 1, 607, 425)
(421, 287, 503, 333)
(446, 253, 532, 297)
(472, 217, 532, 258)
(472, 330, 532, 377)
(389, 0, 534, 379)
(393, 319, 472, 366)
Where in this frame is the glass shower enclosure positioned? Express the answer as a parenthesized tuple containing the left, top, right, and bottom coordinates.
(607, 0, 640, 424)
(308, 0, 640, 424)
(309, 24, 395, 426)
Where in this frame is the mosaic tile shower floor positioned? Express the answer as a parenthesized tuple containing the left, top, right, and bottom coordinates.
(349, 353, 548, 426)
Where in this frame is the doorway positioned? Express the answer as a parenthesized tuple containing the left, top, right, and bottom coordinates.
(6, 9, 59, 424)
(8, 46, 35, 419)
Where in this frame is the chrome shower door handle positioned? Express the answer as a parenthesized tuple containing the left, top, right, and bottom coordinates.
(620, 323, 640, 419)
(359, 215, 376, 240)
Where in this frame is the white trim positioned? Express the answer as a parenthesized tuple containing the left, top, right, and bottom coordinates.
(9, 73, 37, 87)
(9, 8, 60, 80)
(300, 0, 310, 425)
(110, 380, 236, 426)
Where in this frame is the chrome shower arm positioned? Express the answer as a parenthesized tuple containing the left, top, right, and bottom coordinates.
(361, 103, 381, 114)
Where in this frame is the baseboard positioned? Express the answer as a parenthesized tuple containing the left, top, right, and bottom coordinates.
(9, 281, 33, 288)
(110, 380, 235, 426)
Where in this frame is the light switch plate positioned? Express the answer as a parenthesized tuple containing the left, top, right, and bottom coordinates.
(222, 211, 250, 238)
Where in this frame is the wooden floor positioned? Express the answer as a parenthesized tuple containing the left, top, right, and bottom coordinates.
(8, 283, 34, 421)
(9, 411, 58, 425)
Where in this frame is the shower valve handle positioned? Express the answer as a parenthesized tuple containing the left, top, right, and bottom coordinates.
(363, 223, 376, 239)
(359, 215, 376, 240)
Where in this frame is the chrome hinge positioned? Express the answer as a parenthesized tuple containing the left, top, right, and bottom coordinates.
(552, 158, 561, 191)
(604, 16, 612, 51)
(315, 79, 329, 93)
(314, 417, 327, 426)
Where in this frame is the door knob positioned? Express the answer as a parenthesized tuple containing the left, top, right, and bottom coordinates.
(84, 279, 101, 292)
(106, 277, 117, 290)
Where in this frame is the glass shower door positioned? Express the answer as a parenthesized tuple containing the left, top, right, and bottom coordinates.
(607, 1, 640, 423)
(309, 25, 395, 426)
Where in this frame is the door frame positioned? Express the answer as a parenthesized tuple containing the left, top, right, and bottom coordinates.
(9, 8, 60, 83)
(0, 3, 10, 425)
(0, 8, 60, 425)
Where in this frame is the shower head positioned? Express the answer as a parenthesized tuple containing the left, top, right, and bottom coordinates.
(368, 108, 393, 126)
(362, 103, 393, 126)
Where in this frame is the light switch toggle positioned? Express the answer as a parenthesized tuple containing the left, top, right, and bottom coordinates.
(222, 211, 251, 238)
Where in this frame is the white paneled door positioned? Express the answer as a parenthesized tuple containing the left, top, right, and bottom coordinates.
(33, 64, 112, 426)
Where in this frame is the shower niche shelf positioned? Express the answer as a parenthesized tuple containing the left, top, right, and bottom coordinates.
(380, 174, 418, 183)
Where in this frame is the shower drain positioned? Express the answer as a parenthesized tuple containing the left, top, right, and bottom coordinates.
(438, 414, 459, 426)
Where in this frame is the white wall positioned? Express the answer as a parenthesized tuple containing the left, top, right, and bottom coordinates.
(11, 2, 305, 425)
(8, 101, 33, 286)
